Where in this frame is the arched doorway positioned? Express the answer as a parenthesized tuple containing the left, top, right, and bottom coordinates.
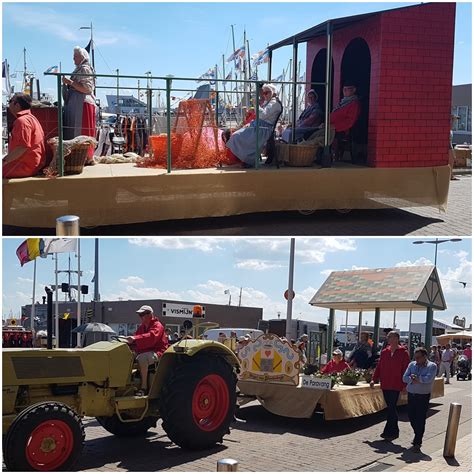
(311, 49, 334, 115)
(340, 38, 371, 164)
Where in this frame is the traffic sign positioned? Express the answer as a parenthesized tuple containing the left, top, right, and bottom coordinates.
(284, 289, 295, 300)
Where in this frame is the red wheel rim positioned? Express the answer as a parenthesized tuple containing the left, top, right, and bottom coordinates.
(25, 419, 74, 471)
(192, 374, 229, 432)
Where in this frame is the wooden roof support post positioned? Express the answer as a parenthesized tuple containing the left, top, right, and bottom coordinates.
(425, 307, 434, 347)
(327, 308, 335, 361)
(374, 307, 381, 347)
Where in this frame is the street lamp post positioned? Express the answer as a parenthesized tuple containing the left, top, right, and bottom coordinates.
(412, 238, 462, 346)
(79, 22, 95, 70)
(412, 238, 462, 267)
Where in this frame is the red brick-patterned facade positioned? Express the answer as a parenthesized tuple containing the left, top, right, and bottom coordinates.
(306, 3, 456, 168)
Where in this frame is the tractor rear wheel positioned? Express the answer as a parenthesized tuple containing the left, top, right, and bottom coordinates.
(96, 414, 158, 437)
(4, 401, 84, 471)
(159, 354, 236, 450)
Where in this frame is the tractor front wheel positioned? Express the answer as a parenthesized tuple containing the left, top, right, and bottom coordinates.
(159, 354, 236, 450)
(96, 414, 158, 437)
(4, 402, 85, 471)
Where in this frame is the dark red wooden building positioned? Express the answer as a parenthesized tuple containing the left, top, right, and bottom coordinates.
(270, 3, 456, 168)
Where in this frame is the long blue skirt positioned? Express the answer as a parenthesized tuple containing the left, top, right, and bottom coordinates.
(226, 120, 273, 165)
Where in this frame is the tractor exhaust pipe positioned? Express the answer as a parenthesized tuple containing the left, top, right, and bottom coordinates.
(45, 287, 53, 349)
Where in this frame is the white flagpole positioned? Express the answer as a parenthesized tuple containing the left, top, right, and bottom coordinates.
(55, 254, 59, 348)
(31, 259, 37, 332)
(77, 239, 82, 347)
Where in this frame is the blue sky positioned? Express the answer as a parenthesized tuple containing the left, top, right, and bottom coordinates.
(3, 2, 472, 104)
(3, 238, 472, 331)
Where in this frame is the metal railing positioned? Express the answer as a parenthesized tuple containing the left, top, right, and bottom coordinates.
(45, 71, 329, 176)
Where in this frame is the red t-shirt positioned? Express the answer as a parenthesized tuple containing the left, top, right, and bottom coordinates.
(132, 317, 169, 356)
(372, 345, 411, 391)
(3, 109, 46, 179)
(320, 359, 350, 375)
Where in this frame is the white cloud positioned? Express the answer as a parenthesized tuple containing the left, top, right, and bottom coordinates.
(17, 277, 33, 284)
(128, 238, 227, 253)
(320, 265, 369, 277)
(395, 257, 433, 267)
(6, 4, 144, 47)
(119, 276, 145, 285)
(103, 286, 181, 302)
(235, 259, 284, 271)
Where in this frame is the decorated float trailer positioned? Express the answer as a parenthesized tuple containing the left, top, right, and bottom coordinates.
(237, 334, 445, 421)
(3, 3, 454, 229)
(238, 265, 447, 420)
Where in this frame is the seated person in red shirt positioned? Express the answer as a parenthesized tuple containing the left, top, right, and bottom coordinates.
(300, 82, 361, 147)
(3, 93, 46, 179)
(320, 348, 350, 374)
(125, 305, 169, 395)
(330, 83, 361, 133)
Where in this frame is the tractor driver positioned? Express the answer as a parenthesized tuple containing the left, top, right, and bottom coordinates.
(125, 305, 169, 396)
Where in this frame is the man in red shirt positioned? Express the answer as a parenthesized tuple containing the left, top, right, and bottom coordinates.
(370, 331, 410, 440)
(321, 349, 350, 375)
(125, 305, 169, 395)
(463, 343, 472, 361)
(3, 93, 46, 179)
(330, 83, 361, 133)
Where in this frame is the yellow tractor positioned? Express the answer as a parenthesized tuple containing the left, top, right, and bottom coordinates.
(2, 329, 239, 471)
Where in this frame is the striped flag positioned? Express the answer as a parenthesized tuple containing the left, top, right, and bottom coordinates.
(252, 49, 270, 66)
(44, 65, 59, 74)
(227, 46, 245, 63)
(250, 71, 258, 81)
(197, 68, 216, 83)
(225, 71, 232, 81)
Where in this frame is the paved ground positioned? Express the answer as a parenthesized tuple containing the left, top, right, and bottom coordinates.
(71, 377, 471, 472)
(3, 173, 471, 237)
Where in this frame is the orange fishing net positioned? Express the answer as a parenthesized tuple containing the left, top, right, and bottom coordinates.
(138, 99, 237, 169)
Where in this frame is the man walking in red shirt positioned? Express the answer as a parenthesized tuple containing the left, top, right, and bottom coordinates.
(3, 93, 46, 179)
(126, 305, 169, 395)
(370, 331, 410, 440)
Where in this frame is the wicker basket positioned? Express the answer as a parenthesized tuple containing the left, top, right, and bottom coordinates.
(276, 142, 318, 167)
(48, 142, 91, 176)
(63, 143, 91, 175)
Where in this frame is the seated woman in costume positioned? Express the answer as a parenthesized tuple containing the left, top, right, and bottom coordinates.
(226, 84, 282, 167)
(320, 349, 350, 375)
(282, 89, 323, 143)
(301, 82, 361, 148)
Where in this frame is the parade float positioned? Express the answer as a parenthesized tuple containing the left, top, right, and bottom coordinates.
(3, 3, 455, 229)
(238, 265, 447, 420)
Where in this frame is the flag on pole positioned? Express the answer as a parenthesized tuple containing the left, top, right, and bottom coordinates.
(273, 74, 284, 82)
(16, 238, 78, 266)
(84, 39, 93, 53)
(226, 46, 245, 63)
(44, 65, 59, 74)
(249, 71, 258, 81)
(16, 239, 44, 266)
(43, 238, 78, 255)
(225, 71, 232, 81)
(252, 49, 270, 66)
(196, 68, 216, 83)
